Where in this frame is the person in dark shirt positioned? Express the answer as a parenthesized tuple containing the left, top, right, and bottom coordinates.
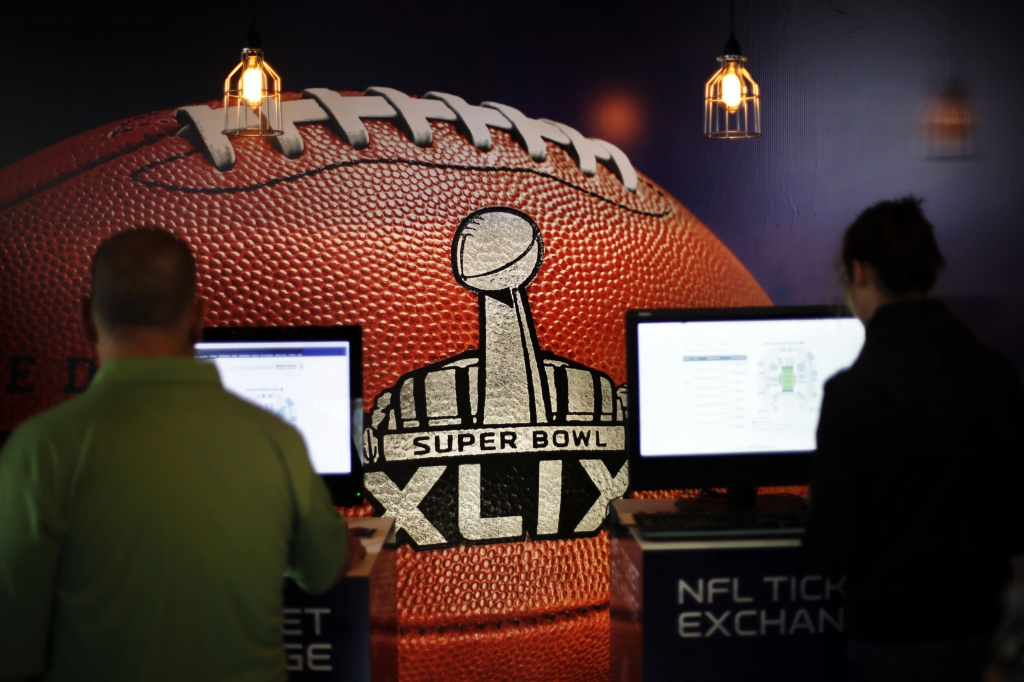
(804, 197, 1024, 682)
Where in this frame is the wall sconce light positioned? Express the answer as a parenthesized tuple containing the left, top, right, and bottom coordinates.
(223, 23, 282, 138)
(704, 2, 761, 139)
(924, 81, 976, 159)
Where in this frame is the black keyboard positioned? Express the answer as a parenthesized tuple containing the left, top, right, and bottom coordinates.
(632, 509, 807, 541)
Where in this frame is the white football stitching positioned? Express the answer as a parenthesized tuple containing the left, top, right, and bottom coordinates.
(174, 88, 637, 192)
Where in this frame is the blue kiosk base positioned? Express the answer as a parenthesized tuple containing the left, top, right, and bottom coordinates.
(610, 499, 846, 682)
(283, 517, 397, 682)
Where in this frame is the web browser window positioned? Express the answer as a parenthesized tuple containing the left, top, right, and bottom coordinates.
(637, 318, 865, 457)
(195, 340, 352, 474)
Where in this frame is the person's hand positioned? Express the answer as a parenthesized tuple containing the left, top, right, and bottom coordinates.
(343, 526, 368, 574)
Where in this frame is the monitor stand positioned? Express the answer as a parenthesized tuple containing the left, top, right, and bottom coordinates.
(676, 486, 808, 513)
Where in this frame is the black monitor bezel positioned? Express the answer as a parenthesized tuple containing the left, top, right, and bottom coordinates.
(199, 325, 364, 507)
(625, 305, 857, 493)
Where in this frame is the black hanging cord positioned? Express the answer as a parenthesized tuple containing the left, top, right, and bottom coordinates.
(724, 0, 743, 56)
(246, 0, 262, 49)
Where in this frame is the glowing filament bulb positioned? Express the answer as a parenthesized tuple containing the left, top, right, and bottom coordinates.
(241, 56, 264, 110)
(721, 68, 742, 111)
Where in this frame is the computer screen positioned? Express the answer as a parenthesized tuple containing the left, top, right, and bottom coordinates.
(196, 326, 363, 504)
(626, 307, 865, 491)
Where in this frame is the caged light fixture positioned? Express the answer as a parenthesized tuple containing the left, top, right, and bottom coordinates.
(704, 0, 761, 139)
(223, 21, 282, 138)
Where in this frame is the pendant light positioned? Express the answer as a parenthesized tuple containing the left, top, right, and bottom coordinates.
(223, 20, 282, 138)
(704, 0, 761, 139)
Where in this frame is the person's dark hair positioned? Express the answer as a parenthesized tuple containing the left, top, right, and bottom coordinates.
(839, 196, 946, 296)
(91, 229, 197, 334)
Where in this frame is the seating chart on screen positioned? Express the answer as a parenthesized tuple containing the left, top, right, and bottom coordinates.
(758, 347, 819, 409)
(194, 340, 352, 475)
(637, 318, 864, 457)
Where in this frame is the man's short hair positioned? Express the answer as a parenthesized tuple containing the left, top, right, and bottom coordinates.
(91, 229, 197, 334)
(840, 196, 946, 296)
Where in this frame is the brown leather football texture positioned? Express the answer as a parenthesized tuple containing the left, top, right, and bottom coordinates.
(0, 88, 770, 681)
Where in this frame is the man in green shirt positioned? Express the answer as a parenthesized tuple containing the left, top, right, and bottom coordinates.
(0, 229, 364, 682)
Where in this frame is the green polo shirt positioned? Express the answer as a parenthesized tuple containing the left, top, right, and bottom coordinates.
(0, 357, 349, 682)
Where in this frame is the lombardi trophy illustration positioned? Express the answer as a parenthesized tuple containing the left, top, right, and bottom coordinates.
(363, 208, 630, 549)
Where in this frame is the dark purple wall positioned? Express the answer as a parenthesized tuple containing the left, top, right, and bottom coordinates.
(3, 0, 1022, 368)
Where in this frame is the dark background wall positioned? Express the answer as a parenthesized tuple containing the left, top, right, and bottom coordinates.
(3, 0, 1022, 370)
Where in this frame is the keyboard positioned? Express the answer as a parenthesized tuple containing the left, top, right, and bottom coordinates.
(632, 509, 807, 541)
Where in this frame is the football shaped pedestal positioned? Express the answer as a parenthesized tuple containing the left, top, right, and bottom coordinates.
(283, 517, 397, 682)
(609, 499, 846, 682)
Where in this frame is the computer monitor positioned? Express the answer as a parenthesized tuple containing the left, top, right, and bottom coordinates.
(626, 306, 865, 503)
(195, 326, 364, 506)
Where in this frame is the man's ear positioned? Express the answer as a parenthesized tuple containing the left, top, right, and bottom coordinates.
(852, 260, 870, 288)
(80, 297, 99, 345)
(189, 298, 210, 346)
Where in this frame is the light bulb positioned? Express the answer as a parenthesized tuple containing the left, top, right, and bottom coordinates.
(241, 56, 264, 110)
(224, 41, 283, 137)
(704, 33, 760, 138)
(721, 70, 742, 111)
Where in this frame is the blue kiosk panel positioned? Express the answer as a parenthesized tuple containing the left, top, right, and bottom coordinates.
(283, 518, 397, 682)
(610, 500, 846, 682)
